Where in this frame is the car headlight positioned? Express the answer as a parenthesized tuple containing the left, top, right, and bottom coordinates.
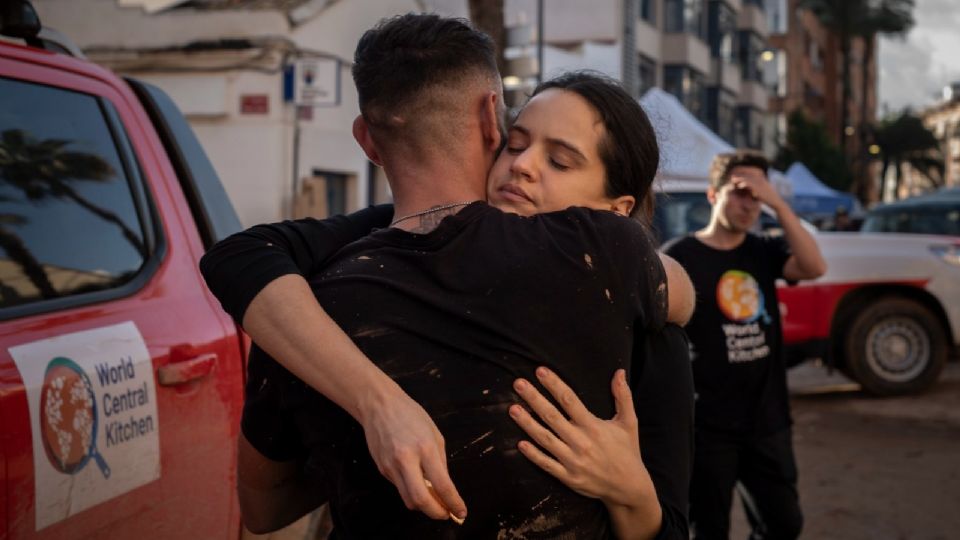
(930, 244, 960, 266)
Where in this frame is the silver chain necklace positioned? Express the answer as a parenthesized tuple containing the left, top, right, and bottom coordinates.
(389, 201, 476, 227)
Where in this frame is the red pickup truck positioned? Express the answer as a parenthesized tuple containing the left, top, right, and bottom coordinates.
(0, 3, 247, 538)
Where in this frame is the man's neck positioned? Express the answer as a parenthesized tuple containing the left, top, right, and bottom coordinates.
(695, 221, 748, 250)
(385, 156, 488, 233)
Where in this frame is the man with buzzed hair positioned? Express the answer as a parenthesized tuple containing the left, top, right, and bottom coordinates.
(228, 14, 504, 533)
(207, 13, 691, 539)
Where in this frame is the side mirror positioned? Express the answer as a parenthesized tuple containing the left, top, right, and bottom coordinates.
(0, 0, 42, 41)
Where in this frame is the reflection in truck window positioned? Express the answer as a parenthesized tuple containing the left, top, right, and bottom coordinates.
(0, 77, 146, 308)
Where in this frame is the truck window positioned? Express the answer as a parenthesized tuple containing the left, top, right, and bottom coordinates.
(0, 76, 151, 312)
(653, 192, 712, 244)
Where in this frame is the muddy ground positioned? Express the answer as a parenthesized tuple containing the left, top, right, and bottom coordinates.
(730, 360, 960, 540)
(253, 361, 960, 540)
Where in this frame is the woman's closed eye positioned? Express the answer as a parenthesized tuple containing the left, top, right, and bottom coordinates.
(549, 157, 571, 171)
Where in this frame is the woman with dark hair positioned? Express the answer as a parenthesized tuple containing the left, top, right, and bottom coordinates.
(202, 71, 693, 539)
(485, 71, 693, 538)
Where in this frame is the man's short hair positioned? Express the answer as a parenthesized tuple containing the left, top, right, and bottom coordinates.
(708, 149, 770, 189)
(352, 14, 498, 137)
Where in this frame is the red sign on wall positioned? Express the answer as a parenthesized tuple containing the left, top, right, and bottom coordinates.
(240, 94, 269, 115)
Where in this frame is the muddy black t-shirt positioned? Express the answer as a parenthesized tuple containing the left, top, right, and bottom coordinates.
(662, 234, 792, 436)
(252, 203, 667, 538)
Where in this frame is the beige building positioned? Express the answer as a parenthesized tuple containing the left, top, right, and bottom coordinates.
(921, 83, 960, 191)
(33, 0, 774, 225)
(32, 0, 468, 226)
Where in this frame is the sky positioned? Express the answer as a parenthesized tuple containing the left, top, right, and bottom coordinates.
(878, 0, 960, 115)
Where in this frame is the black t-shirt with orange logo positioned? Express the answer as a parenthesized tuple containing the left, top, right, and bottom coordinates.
(662, 233, 792, 436)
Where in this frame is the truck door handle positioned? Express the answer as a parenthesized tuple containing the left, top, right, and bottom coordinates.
(158, 353, 217, 386)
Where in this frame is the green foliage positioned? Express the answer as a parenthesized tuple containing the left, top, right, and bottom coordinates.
(874, 110, 944, 196)
(774, 110, 853, 192)
(875, 112, 940, 157)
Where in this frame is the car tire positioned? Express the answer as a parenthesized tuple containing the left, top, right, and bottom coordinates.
(845, 297, 947, 396)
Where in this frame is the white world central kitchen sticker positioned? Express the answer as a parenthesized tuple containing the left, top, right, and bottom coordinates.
(9, 322, 160, 530)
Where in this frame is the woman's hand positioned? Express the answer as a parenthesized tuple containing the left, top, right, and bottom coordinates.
(510, 367, 662, 539)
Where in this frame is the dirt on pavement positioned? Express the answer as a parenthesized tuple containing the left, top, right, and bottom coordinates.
(731, 360, 960, 540)
(252, 362, 960, 540)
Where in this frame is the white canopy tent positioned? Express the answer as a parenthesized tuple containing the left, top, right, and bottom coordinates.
(638, 87, 793, 197)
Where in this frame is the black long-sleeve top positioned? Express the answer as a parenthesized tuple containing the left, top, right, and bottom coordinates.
(199, 205, 692, 539)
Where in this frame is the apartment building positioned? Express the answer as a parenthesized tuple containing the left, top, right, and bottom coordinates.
(763, 0, 877, 157)
(503, 0, 771, 149)
(921, 83, 960, 190)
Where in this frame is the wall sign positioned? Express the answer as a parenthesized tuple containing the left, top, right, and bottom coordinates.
(240, 94, 269, 115)
(291, 57, 340, 107)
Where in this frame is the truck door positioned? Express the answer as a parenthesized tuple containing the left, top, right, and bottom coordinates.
(0, 53, 243, 538)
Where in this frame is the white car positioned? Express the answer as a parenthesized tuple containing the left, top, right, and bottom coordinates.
(655, 181, 960, 395)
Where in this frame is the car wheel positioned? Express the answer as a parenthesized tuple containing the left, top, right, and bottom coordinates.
(845, 297, 947, 396)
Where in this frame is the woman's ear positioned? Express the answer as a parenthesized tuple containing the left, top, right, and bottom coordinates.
(610, 195, 636, 217)
(352, 115, 383, 166)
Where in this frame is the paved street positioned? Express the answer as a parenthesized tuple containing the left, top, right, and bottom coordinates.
(259, 361, 960, 540)
(731, 360, 960, 540)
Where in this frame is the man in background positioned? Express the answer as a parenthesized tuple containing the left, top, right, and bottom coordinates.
(663, 150, 826, 540)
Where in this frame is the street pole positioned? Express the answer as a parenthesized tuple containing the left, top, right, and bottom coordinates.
(621, 0, 639, 97)
(537, 0, 544, 84)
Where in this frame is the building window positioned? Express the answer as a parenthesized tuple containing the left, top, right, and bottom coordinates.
(639, 55, 657, 96)
(664, 64, 708, 121)
(641, 0, 656, 24)
(295, 170, 354, 219)
(665, 0, 706, 39)
(313, 170, 349, 217)
(761, 48, 787, 97)
(803, 82, 824, 110)
(708, 1, 738, 61)
(738, 30, 766, 82)
(737, 106, 765, 149)
(809, 38, 823, 71)
(765, 0, 788, 33)
(707, 87, 738, 143)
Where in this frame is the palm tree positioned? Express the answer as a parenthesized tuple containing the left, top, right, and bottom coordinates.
(873, 111, 944, 200)
(0, 129, 145, 256)
(468, 0, 506, 75)
(856, 0, 914, 201)
(774, 109, 853, 192)
(800, 0, 863, 155)
(801, 0, 916, 202)
(0, 206, 57, 301)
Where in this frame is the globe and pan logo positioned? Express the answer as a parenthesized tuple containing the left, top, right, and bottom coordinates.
(39, 357, 111, 478)
(716, 270, 768, 323)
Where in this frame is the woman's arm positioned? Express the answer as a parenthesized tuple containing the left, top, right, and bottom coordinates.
(631, 324, 694, 539)
(199, 207, 467, 522)
(659, 253, 694, 326)
(509, 367, 663, 540)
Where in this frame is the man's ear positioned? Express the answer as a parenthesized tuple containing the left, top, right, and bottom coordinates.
(706, 185, 718, 205)
(480, 91, 503, 153)
(352, 115, 382, 166)
(610, 195, 636, 217)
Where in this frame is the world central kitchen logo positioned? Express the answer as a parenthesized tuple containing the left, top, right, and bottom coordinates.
(39, 356, 155, 477)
